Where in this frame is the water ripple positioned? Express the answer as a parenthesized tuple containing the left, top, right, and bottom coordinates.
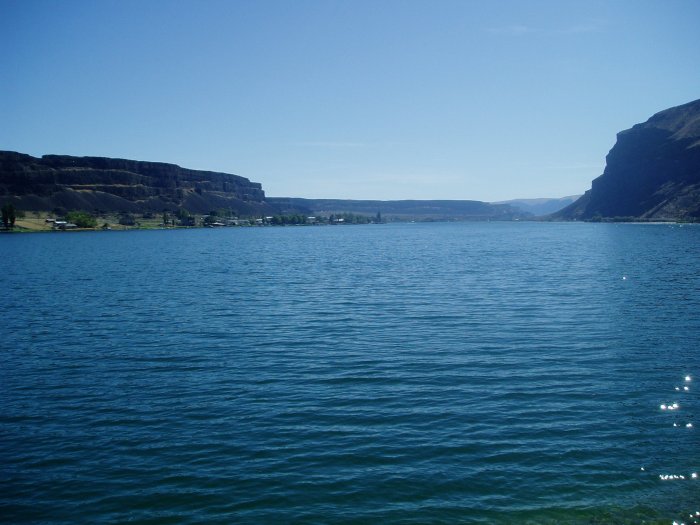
(2, 223, 700, 523)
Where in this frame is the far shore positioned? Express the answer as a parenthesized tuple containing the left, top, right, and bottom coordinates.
(2, 214, 694, 234)
(1, 211, 384, 233)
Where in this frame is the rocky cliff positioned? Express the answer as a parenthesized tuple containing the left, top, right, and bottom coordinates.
(555, 99, 700, 221)
(0, 151, 276, 215)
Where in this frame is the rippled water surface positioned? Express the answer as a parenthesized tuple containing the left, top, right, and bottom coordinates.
(2, 222, 699, 524)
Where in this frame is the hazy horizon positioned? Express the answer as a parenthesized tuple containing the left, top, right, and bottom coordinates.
(266, 194, 582, 203)
(2, 0, 699, 201)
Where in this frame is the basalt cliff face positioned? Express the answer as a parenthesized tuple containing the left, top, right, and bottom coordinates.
(556, 99, 700, 221)
(0, 151, 276, 215)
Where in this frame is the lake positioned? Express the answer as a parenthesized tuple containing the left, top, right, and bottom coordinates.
(2, 222, 699, 524)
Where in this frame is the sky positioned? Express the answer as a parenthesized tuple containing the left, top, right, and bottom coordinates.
(1, 0, 699, 201)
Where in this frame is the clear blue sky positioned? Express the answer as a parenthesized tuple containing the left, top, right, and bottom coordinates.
(2, 0, 699, 201)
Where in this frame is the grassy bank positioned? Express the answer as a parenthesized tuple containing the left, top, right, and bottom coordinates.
(7, 213, 199, 233)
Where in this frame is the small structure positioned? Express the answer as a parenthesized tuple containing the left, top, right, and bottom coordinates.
(53, 221, 77, 230)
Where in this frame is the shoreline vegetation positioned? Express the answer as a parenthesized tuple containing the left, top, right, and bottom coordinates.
(1, 208, 696, 234)
(0, 209, 386, 234)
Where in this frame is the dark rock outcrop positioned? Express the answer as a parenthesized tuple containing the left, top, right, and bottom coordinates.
(555, 99, 700, 221)
(0, 151, 277, 215)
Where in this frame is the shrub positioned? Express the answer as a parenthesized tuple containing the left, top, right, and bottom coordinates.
(118, 213, 136, 226)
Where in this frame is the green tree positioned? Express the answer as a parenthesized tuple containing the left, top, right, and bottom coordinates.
(66, 211, 97, 228)
(1, 203, 16, 228)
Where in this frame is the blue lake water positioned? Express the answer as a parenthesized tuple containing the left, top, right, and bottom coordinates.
(2, 222, 699, 524)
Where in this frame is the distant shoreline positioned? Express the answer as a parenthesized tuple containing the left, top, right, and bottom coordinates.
(3, 217, 694, 235)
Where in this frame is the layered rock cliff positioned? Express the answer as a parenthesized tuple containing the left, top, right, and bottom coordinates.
(555, 99, 700, 221)
(0, 151, 276, 215)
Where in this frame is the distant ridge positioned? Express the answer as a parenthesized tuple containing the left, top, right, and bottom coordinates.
(555, 99, 700, 221)
(267, 197, 528, 221)
(493, 196, 580, 216)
